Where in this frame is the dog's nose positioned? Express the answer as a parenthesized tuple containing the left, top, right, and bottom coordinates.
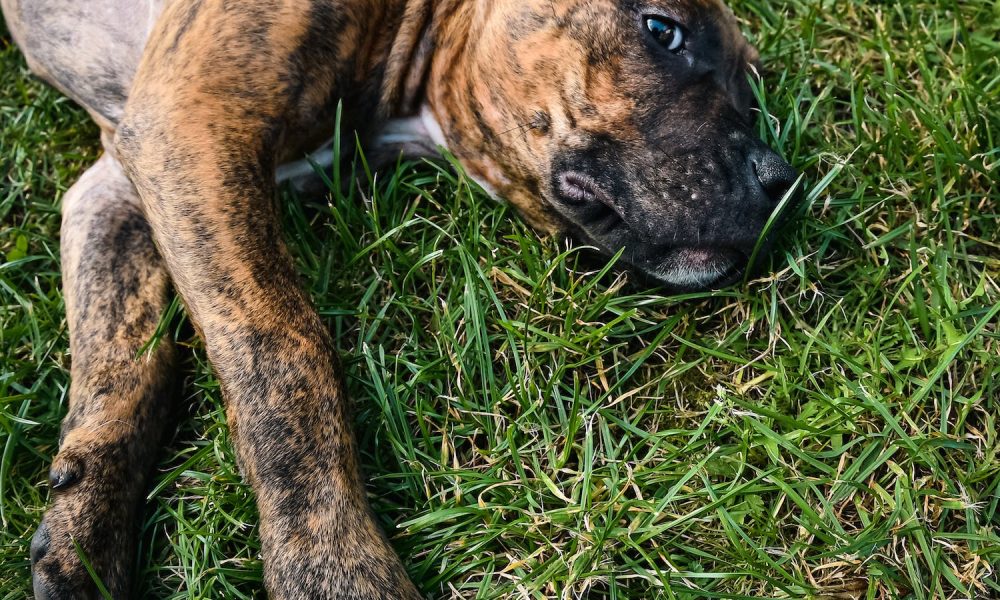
(751, 148, 799, 204)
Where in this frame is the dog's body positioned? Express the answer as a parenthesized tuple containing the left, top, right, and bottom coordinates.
(2, 0, 798, 597)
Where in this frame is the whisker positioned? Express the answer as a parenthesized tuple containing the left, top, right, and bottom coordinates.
(497, 122, 539, 137)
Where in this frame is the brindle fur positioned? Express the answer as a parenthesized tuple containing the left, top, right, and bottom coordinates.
(2, 0, 796, 597)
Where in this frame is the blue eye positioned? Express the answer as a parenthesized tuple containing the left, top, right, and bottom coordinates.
(645, 16, 685, 52)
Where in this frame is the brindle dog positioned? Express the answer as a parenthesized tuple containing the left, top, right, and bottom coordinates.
(2, 0, 799, 597)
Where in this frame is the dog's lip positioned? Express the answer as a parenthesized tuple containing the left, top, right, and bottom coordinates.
(556, 171, 604, 205)
(555, 171, 627, 219)
(643, 245, 747, 291)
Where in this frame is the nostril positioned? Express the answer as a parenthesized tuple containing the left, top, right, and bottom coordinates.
(752, 153, 798, 203)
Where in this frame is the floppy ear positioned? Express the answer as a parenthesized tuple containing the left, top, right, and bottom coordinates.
(730, 43, 763, 119)
(745, 43, 762, 75)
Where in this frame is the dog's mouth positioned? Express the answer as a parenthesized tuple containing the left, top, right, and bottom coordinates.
(552, 171, 755, 291)
(640, 245, 747, 291)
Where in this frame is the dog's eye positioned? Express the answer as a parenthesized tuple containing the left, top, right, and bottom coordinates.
(645, 16, 685, 52)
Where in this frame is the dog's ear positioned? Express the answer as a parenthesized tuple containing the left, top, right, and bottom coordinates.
(731, 43, 763, 118)
(746, 44, 761, 74)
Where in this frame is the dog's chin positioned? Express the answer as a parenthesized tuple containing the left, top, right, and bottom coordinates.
(639, 246, 747, 292)
(565, 226, 751, 293)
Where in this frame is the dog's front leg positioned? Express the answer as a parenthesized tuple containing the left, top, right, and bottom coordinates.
(114, 1, 420, 597)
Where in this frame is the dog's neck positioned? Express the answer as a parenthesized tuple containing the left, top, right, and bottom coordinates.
(378, 0, 474, 119)
(364, 0, 516, 203)
(378, 1, 536, 216)
(279, 1, 493, 194)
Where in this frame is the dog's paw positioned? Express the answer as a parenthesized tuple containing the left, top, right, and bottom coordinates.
(30, 514, 128, 600)
(30, 445, 138, 600)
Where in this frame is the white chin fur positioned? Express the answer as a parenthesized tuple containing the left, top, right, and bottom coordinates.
(656, 263, 734, 289)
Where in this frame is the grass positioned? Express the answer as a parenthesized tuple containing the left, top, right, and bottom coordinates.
(1, 1, 999, 598)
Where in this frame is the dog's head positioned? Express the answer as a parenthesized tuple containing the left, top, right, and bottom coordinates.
(426, 0, 799, 291)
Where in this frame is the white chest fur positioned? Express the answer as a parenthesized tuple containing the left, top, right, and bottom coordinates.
(276, 105, 448, 192)
(275, 105, 499, 200)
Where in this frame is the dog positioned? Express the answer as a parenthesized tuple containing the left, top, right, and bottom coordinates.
(2, 0, 799, 597)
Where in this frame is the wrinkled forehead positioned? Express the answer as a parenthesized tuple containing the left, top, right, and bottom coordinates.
(480, 0, 747, 55)
(632, 0, 736, 22)
(485, 0, 737, 25)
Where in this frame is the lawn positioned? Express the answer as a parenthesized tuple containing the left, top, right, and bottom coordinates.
(1, 1, 998, 598)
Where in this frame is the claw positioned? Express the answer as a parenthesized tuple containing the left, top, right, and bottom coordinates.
(48, 450, 85, 492)
(49, 466, 82, 491)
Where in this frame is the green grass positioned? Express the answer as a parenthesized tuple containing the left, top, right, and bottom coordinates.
(2, 1, 999, 598)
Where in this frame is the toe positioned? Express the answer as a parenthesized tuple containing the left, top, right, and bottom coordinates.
(32, 572, 50, 600)
(31, 524, 56, 600)
(30, 522, 50, 564)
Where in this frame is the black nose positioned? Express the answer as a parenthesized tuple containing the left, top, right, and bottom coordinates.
(751, 148, 799, 204)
